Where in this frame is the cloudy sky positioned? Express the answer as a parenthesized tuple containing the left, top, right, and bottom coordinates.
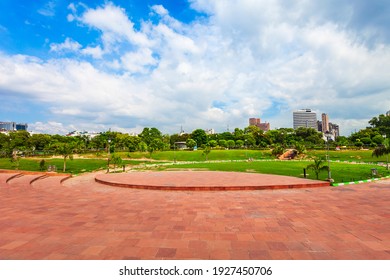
(0, 0, 389, 136)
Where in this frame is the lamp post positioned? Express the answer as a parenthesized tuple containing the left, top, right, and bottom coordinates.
(173, 142, 176, 163)
(107, 139, 111, 173)
(245, 139, 248, 159)
(384, 134, 389, 170)
(325, 131, 332, 182)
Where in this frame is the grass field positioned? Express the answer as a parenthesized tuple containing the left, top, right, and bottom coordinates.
(157, 160, 389, 183)
(0, 158, 153, 174)
(111, 149, 388, 163)
(0, 149, 389, 183)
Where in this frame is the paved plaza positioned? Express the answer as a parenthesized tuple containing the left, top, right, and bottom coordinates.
(0, 170, 389, 260)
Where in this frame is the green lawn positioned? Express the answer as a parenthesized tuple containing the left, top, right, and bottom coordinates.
(0, 158, 154, 174)
(158, 160, 390, 183)
(115, 149, 388, 163)
(1, 149, 389, 183)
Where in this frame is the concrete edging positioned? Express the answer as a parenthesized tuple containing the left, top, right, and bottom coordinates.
(332, 175, 390, 187)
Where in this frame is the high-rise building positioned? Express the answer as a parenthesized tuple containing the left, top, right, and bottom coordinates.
(0, 122, 28, 131)
(329, 123, 340, 138)
(321, 113, 329, 133)
(249, 117, 270, 131)
(293, 109, 318, 130)
(386, 110, 390, 117)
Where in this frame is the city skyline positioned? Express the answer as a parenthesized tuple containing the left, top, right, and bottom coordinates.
(1, 0, 389, 136)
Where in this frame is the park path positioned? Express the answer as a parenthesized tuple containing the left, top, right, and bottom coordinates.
(0, 170, 389, 260)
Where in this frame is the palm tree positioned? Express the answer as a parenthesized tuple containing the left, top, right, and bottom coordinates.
(307, 157, 329, 180)
(372, 138, 390, 170)
(55, 143, 75, 172)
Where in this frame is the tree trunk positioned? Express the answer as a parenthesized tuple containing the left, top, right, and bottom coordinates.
(63, 157, 67, 172)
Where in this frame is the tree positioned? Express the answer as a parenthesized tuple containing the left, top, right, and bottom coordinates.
(271, 145, 284, 157)
(191, 129, 207, 147)
(372, 138, 390, 170)
(110, 154, 123, 171)
(208, 140, 218, 148)
(227, 139, 235, 149)
(10, 150, 21, 170)
(148, 138, 163, 157)
(54, 142, 75, 172)
(138, 141, 148, 152)
(202, 145, 211, 161)
(139, 127, 162, 145)
(369, 114, 390, 137)
(218, 139, 227, 149)
(294, 143, 306, 156)
(27, 133, 51, 152)
(307, 157, 329, 180)
(186, 139, 197, 150)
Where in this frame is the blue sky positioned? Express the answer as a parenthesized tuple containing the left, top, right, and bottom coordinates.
(0, 0, 389, 135)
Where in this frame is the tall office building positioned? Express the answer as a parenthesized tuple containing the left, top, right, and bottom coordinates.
(0, 122, 28, 131)
(0, 122, 15, 131)
(321, 113, 329, 133)
(293, 109, 318, 130)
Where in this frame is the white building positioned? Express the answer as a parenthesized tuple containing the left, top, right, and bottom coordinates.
(293, 109, 318, 130)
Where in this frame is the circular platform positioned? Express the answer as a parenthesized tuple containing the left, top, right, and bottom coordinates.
(95, 171, 330, 191)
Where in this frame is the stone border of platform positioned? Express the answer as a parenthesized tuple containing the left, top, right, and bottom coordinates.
(95, 171, 330, 191)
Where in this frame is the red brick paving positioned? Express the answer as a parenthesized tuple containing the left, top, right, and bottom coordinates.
(95, 171, 330, 190)
(0, 170, 389, 260)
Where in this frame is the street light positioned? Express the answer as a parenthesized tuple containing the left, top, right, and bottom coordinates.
(383, 134, 389, 170)
(173, 142, 176, 163)
(245, 139, 248, 159)
(107, 139, 111, 173)
(325, 131, 333, 182)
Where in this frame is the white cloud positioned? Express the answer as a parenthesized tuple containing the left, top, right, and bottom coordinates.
(30, 121, 71, 135)
(80, 2, 151, 49)
(50, 37, 82, 53)
(120, 48, 157, 73)
(81, 45, 104, 59)
(38, 1, 56, 17)
(151, 5, 169, 17)
(1, 1, 390, 136)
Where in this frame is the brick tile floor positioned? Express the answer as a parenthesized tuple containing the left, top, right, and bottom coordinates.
(0, 170, 389, 260)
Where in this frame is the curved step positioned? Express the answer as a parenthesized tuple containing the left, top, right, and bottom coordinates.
(7, 174, 47, 189)
(32, 175, 72, 189)
(0, 173, 21, 188)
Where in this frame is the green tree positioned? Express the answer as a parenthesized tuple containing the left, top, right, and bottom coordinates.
(110, 154, 123, 171)
(139, 127, 162, 145)
(9, 130, 30, 152)
(369, 114, 390, 137)
(148, 138, 163, 157)
(294, 143, 306, 156)
(372, 135, 385, 145)
(138, 141, 148, 152)
(202, 145, 211, 161)
(227, 139, 235, 149)
(186, 139, 197, 150)
(54, 142, 75, 172)
(218, 139, 227, 149)
(271, 145, 284, 157)
(372, 138, 390, 170)
(307, 157, 329, 180)
(208, 139, 218, 148)
(236, 139, 244, 148)
(191, 129, 207, 147)
(10, 150, 21, 170)
(27, 133, 51, 152)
